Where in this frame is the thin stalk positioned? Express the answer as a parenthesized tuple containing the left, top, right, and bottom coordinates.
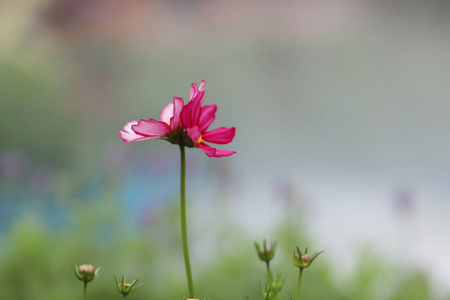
(180, 144, 195, 298)
(266, 261, 273, 286)
(295, 268, 303, 300)
(84, 282, 88, 300)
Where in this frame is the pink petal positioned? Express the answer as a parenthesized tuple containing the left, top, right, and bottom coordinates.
(170, 97, 184, 130)
(195, 89, 205, 106)
(160, 102, 174, 124)
(192, 92, 205, 122)
(199, 80, 206, 91)
(213, 149, 236, 157)
(119, 130, 157, 143)
(203, 127, 236, 144)
(198, 105, 217, 132)
(123, 120, 138, 133)
(198, 143, 236, 157)
(197, 143, 217, 157)
(187, 126, 236, 157)
(119, 121, 155, 143)
(190, 80, 206, 100)
(180, 101, 194, 128)
(181, 93, 204, 129)
(186, 126, 202, 143)
(132, 119, 171, 137)
(190, 83, 198, 100)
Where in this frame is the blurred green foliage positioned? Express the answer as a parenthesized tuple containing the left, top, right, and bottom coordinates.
(0, 56, 74, 168)
(0, 201, 446, 300)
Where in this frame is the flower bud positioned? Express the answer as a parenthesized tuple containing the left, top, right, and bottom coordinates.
(79, 264, 95, 276)
(292, 246, 323, 269)
(301, 254, 311, 263)
(254, 240, 277, 263)
(75, 264, 100, 283)
(271, 273, 285, 292)
(114, 275, 142, 297)
(260, 282, 271, 299)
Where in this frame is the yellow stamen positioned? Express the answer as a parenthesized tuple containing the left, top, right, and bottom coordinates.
(197, 135, 204, 144)
(166, 121, 170, 125)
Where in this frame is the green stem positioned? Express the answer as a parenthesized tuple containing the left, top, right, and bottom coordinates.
(266, 261, 273, 286)
(180, 144, 195, 298)
(84, 282, 88, 300)
(295, 268, 303, 300)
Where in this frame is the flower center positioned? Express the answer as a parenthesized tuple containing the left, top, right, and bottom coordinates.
(197, 135, 204, 144)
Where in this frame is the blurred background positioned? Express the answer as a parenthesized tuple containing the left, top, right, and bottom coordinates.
(1, 0, 450, 299)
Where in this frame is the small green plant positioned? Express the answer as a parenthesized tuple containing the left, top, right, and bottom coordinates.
(74, 264, 100, 300)
(292, 247, 323, 300)
(255, 240, 284, 299)
(114, 275, 142, 299)
(254, 241, 323, 300)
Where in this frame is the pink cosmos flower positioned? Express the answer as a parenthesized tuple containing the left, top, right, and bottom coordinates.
(181, 81, 236, 157)
(119, 97, 184, 144)
(119, 80, 235, 158)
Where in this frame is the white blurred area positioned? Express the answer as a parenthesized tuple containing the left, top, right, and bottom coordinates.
(2, 0, 450, 293)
